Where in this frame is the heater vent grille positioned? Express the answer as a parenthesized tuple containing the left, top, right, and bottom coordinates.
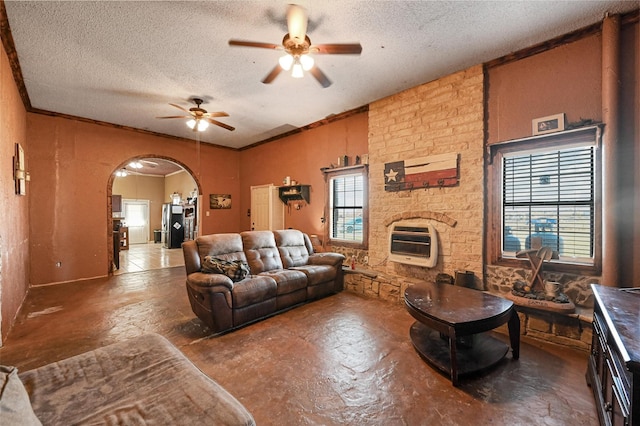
(389, 221, 438, 267)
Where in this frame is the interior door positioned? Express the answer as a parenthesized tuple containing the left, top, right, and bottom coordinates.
(123, 200, 149, 244)
(251, 185, 271, 231)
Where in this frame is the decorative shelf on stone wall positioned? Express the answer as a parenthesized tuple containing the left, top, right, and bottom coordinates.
(278, 184, 310, 205)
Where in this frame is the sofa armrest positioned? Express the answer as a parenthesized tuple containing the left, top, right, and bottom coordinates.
(187, 272, 234, 291)
(307, 253, 346, 267)
(182, 240, 201, 275)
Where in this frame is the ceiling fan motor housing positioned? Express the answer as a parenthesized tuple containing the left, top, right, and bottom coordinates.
(283, 34, 311, 57)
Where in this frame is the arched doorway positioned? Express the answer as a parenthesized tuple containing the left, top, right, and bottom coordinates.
(107, 156, 202, 275)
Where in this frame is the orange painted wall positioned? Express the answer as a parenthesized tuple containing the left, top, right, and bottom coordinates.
(486, 20, 640, 286)
(486, 34, 602, 143)
(0, 44, 29, 341)
(238, 112, 368, 237)
(27, 113, 241, 285)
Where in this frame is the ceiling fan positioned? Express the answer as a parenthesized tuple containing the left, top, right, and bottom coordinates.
(228, 4, 362, 88)
(157, 98, 235, 132)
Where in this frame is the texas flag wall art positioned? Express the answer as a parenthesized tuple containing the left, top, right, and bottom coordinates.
(384, 152, 459, 192)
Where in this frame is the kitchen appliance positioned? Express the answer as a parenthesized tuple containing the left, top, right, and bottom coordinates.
(162, 203, 184, 249)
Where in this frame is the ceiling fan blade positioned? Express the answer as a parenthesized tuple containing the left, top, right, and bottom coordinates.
(309, 66, 332, 88)
(156, 115, 190, 119)
(262, 64, 283, 84)
(169, 103, 191, 113)
(203, 111, 230, 118)
(228, 40, 281, 50)
(311, 43, 363, 55)
(286, 4, 308, 43)
(206, 118, 235, 132)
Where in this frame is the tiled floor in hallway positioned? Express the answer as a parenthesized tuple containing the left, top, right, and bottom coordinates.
(114, 242, 184, 275)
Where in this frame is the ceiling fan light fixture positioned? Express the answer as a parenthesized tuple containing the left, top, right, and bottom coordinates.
(291, 61, 304, 78)
(197, 120, 209, 131)
(279, 54, 294, 71)
(129, 161, 143, 169)
(115, 169, 128, 177)
(187, 118, 209, 132)
(300, 54, 314, 71)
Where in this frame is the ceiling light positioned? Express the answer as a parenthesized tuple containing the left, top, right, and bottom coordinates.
(115, 169, 128, 177)
(129, 161, 143, 169)
(300, 54, 314, 71)
(279, 54, 294, 71)
(291, 62, 304, 78)
(186, 118, 209, 132)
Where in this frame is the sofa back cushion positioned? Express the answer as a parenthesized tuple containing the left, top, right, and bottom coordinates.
(241, 231, 283, 274)
(274, 230, 312, 268)
(196, 234, 247, 267)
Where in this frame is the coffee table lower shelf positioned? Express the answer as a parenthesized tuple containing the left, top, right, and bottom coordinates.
(410, 321, 509, 382)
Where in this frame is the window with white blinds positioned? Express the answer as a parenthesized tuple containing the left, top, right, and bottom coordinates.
(501, 140, 596, 264)
(330, 173, 365, 242)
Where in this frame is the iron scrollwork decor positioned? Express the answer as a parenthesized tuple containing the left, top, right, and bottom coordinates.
(384, 152, 459, 192)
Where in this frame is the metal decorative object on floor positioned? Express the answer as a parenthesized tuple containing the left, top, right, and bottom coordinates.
(507, 247, 575, 313)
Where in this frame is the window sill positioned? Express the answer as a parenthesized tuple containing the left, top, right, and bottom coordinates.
(492, 257, 600, 276)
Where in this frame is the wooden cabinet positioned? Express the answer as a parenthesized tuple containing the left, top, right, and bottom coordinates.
(112, 194, 122, 213)
(587, 284, 639, 426)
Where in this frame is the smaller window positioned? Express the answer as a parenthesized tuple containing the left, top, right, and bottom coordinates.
(325, 166, 368, 248)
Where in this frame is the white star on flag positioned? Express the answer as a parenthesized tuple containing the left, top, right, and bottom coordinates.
(386, 169, 399, 182)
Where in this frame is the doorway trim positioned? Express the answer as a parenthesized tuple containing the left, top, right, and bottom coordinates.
(106, 155, 202, 275)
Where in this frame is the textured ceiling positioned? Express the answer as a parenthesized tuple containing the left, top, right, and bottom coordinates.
(4, 1, 638, 150)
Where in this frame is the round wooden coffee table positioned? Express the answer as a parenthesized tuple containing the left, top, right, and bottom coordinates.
(404, 282, 520, 386)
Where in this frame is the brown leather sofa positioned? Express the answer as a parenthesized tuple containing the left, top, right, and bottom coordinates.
(182, 229, 345, 334)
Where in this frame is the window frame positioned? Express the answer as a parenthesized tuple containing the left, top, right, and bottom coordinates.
(323, 165, 369, 249)
(486, 125, 602, 275)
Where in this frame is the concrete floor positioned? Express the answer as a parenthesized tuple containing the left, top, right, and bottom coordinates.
(1, 266, 598, 425)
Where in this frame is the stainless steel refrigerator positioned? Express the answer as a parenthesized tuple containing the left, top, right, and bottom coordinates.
(162, 203, 184, 249)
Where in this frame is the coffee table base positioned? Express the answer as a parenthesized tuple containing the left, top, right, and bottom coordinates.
(410, 322, 509, 384)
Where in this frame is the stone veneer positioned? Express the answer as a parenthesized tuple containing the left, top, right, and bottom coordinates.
(330, 64, 594, 351)
(366, 65, 485, 285)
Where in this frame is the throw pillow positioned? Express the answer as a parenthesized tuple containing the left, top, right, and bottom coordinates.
(0, 365, 42, 425)
(202, 257, 250, 282)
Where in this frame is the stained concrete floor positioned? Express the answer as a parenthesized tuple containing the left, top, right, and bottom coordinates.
(1, 267, 598, 425)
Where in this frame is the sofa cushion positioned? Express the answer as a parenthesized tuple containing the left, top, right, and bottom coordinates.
(18, 334, 255, 425)
(202, 256, 250, 282)
(274, 229, 311, 267)
(0, 365, 42, 426)
(259, 269, 307, 295)
(241, 231, 284, 273)
(197, 233, 247, 262)
(231, 276, 278, 308)
(292, 264, 337, 286)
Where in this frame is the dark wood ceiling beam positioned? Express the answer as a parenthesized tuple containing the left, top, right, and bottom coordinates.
(485, 9, 638, 69)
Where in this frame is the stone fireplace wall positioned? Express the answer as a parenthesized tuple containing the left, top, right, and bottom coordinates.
(363, 65, 485, 299)
(338, 64, 593, 351)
